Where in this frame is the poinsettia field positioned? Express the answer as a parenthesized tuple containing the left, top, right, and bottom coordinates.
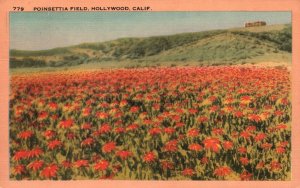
(9, 66, 291, 180)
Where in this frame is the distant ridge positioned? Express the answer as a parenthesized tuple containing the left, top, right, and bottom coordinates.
(10, 24, 291, 68)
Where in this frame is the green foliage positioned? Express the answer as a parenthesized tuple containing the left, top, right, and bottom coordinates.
(75, 43, 107, 51)
(10, 57, 47, 68)
(10, 48, 70, 57)
(277, 25, 292, 52)
(50, 55, 88, 67)
(126, 30, 225, 58)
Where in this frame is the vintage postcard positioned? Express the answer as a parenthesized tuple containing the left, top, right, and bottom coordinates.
(0, 0, 300, 188)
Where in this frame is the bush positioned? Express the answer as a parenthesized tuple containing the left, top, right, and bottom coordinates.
(10, 57, 47, 68)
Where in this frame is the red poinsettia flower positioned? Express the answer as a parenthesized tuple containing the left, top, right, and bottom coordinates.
(96, 112, 109, 119)
(175, 122, 185, 128)
(254, 133, 266, 142)
(197, 116, 208, 123)
(270, 160, 281, 171)
(240, 171, 253, 180)
(164, 140, 178, 152)
(81, 123, 92, 130)
(28, 147, 44, 158)
(130, 106, 139, 113)
(276, 124, 288, 131)
(116, 150, 133, 160)
(74, 160, 89, 168)
(182, 168, 194, 176)
(149, 128, 162, 136)
(212, 128, 224, 135)
(240, 131, 251, 140)
(164, 127, 175, 134)
(13, 164, 26, 175)
(48, 140, 63, 150)
(48, 102, 58, 110)
(81, 137, 94, 147)
(18, 130, 34, 140)
(203, 137, 221, 152)
(98, 124, 111, 134)
(223, 141, 234, 150)
(13, 150, 29, 161)
(188, 143, 203, 152)
(143, 151, 156, 163)
(40, 164, 59, 179)
(120, 100, 128, 107)
(245, 125, 256, 132)
(61, 160, 72, 168)
(214, 166, 232, 177)
(59, 119, 74, 128)
(38, 111, 48, 120)
(126, 123, 139, 131)
(240, 157, 250, 165)
(261, 142, 272, 150)
(161, 160, 174, 170)
(248, 114, 262, 122)
(44, 130, 56, 139)
(82, 107, 92, 117)
(102, 142, 116, 153)
(256, 161, 265, 169)
(28, 160, 44, 171)
(114, 127, 125, 133)
(188, 108, 198, 115)
(276, 147, 285, 154)
(201, 156, 209, 164)
(94, 160, 109, 171)
(187, 128, 199, 137)
(237, 146, 247, 154)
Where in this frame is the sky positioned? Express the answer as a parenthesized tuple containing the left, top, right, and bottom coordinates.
(10, 11, 291, 50)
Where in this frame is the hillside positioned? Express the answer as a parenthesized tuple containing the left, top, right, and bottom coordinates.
(10, 24, 292, 68)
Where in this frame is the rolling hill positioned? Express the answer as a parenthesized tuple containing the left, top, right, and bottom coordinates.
(10, 24, 292, 69)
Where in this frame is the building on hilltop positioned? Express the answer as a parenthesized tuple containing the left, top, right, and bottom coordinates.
(244, 21, 267, 27)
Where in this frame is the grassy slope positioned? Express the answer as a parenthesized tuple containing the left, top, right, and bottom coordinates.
(10, 24, 291, 69)
(146, 32, 291, 64)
